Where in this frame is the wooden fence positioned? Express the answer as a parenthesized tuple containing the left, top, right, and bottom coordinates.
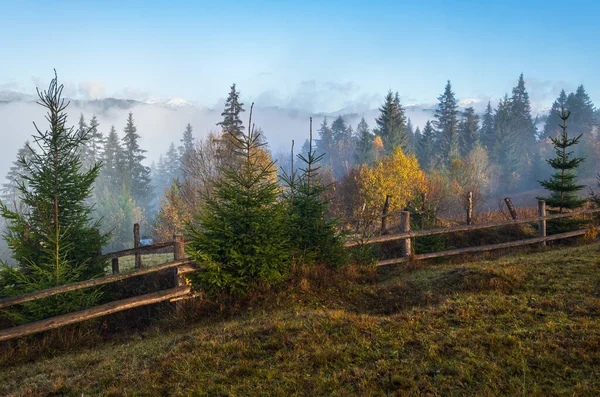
(0, 234, 198, 342)
(346, 199, 599, 267)
(0, 199, 598, 342)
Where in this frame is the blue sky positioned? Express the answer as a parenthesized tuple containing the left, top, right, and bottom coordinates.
(1, 0, 599, 112)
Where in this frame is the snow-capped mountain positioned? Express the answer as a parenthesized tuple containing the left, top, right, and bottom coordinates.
(144, 97, 195, 109)
(0, 91, 34, 103)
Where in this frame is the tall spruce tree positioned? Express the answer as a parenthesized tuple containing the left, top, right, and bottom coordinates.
(433, 80, 459, 162)
(354, 117, 374, 166)
(510, 74, 536, 179)
(374, 91, 407, 154)
(82, 115, 104, 170)
(480, 101, 495, 150)
(537, 108, 585, 221)
(217, 83, 245, 158)
(0, 72, 107, 320)
(330, 115, 353, 177)
(492, 95, 520, 189)
(179, 123, 195, 173)
(543, 90, 568, 139)
(406, 118, 416, 154)
(458, 107, 480, 156)
(315, 117, 334, 168)
(418, 120, 436, 171)
(565, 85, 596, 137)
(2, 141, 34, 208)
(121, 112, 152, 208)
(99, 125, 122, 191)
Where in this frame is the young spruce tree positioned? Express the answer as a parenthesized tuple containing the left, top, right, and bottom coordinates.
(281, 118, 347, 268)
(187, 104, 289, 295)
(537, 107, 585, 231)
(0, 72, 107, 321)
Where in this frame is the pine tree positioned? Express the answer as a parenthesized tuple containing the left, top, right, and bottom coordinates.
(330, 115, 353, 177)
(121, 112, 152, 208)
(178, 123, 195, 177)
(418, 120, 436, 171)
(315, 117, 334, 168)
(82, 115, 105, 170)
(98, 125, 122, 191)
(543, 90, 568, 139)
(354, 117, 374, 166)
(492, 95, 520, 189)
(2, 141, 34, 208)
(458, 107, 480, 156)
(0, 72, 107, 320)
(217, 83, 245, 159)
(510, 74, 536, 179)
(565, 85, 596, 137)
(374, 91, 407, 154)
(433, 80, 459, 162)
(406, 118, 416, 154)
(165, 142, 180, 181)
(187, 105, 289, 295)
(480, 101, 495, 150)
(537, 108, 585, 229)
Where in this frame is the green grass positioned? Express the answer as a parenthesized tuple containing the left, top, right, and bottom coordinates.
(116, 253, 174, 273)
(1, 243, 600, 396)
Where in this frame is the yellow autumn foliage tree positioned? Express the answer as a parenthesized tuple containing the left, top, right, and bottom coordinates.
(356, 147, 427, 220)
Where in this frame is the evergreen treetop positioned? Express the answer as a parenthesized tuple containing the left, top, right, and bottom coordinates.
(354, 117, 374, 166)
(217, 84, 245, 158)
(433, 80, 459, 162)
(121, 112, 152, 208)
(374, 91, 407, 154)
(480, 101, 495, 150)
(418, 120, 436, 171)
(458, 106, 480, 156)
(543, 90, 568, 139)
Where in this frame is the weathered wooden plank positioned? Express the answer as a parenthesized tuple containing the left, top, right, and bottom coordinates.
(102, 238, 194, 260)
(376, 229, 587, 267)
(346, 208, 600, 247)
(0, 258, 195, 310)
(0, 286, 191, 342)
(133, 223, 142, 269)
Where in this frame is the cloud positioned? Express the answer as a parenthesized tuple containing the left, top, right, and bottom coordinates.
(253, 80, 378, 114)
(0, 81, 19, 91)
(525, 77, 573, 101)
(113, 87, 151, 101)
(78, 80, 106, 100)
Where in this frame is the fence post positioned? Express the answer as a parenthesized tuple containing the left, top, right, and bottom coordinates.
(111, 257, 120, 274)
(381, 195, 391, 234)
(173, 234, 186, 313)
(538, 200, 546, 247)
(355, 203, 366, 233)
(467, 191, 473, 225)
(133, 223, 142, 269)
(504, 197, 518, 220)
(400, 211, 411, 257)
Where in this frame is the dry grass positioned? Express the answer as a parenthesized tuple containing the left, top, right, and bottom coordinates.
(1, 242, 600, 396)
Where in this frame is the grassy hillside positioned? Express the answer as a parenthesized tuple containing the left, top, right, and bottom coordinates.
(1, 243, 599, 396)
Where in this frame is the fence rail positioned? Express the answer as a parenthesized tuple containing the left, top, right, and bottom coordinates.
(0, 258, 195, 310)
(346, 207, 600, 248)
(0, 234, 195, 342)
